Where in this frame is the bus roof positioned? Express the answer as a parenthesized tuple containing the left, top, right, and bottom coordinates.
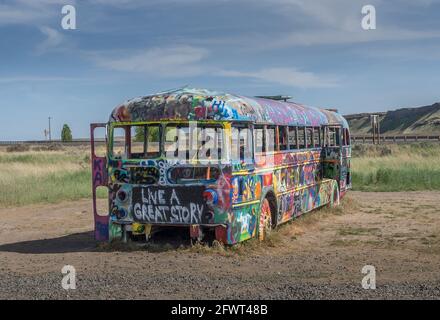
(109, 87, 349, 128)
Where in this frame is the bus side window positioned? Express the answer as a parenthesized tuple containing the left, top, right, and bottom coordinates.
(254, 125, 266, 153)
(313, 127, 320, 148)
(335, 127, 341, 146)
(232, 125, 253, 162)
(278, 126, 288, 151)
(343, 128, 350, 146)
(266, 126, 277, 152)
(288, 126, 298, 150)
(306, 127, 313, 149)
(298, 127, 306, 149)
(328, 128, 336, 146)
(328, 127, 342, 147)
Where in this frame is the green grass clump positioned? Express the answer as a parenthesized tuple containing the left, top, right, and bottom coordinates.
(351, 142, 440, 191)
(0, 170, 91, 206)
(0, 148, 106, 207)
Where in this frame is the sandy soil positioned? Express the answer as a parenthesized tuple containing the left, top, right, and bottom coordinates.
(0, 191, 439, 299)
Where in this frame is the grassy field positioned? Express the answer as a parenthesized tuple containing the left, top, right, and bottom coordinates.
(0, 142, 439, 207)
(351, 142, 440, 191)
(0, 145, 104, 207)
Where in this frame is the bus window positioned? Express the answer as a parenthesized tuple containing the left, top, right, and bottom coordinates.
(298, 127, 306, 149)
(313, 127, 320, 147)
(278, 126, 288, 151)
(254, 125, 266, 153)
(345, 128, 351, 145)
(328, 128, 335, 146)
(112, 124, 161, 160)
(145, 125, 161, 157)
(342, 128, 351, 146)
(306, 127, 313, 149)
(328, 127, 341, 147)
(131, 125, 161, 159)
(266, 126, 277, 152)
(112, 127, 127, 159)
(232, 125, 253, 162)
(288, 126, 298, 150)
(165, 125, 185, 158)
(335, 127, 341, 146)
(165, 124, 223, 162)
(130, 125, 145, 158)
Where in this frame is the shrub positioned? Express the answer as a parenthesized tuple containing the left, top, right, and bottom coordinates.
(61, 124, 73, 142)
(6, 144, 30, 152)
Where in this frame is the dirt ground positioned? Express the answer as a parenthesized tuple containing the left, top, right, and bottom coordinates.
(0, 191, 439, 300)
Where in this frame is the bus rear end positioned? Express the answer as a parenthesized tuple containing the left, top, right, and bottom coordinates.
(92, 121, 233, 244)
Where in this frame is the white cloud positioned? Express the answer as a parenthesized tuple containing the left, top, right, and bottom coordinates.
(265, 0, 440, 46)
(94, 46, 210, 77)
(36, 26, 65, 54)
(0, 0, 74, 26)
(0, 1, 75, 54)
(219, 67, 340, 88)
(189, 0, 440, 48)
(0, 4, 46, 25)
(92, 45, 338, 88)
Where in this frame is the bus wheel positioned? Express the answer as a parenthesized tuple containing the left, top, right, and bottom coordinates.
(329, 183, 340, 207)
(259, 198, 272, 241)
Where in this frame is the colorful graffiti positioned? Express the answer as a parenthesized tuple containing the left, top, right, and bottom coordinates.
(109, 87, 349, 128)
(91, 123, 109, 242)
(91, 88, 351, 245)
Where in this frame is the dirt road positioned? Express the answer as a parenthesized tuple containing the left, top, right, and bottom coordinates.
(0, 191, 439, 299)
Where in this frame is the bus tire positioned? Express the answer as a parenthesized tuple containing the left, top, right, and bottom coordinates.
(329, 182, 340, 207)
(259, 198, 272, 241)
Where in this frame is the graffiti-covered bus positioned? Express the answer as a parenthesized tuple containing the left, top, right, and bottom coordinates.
(91, 88, 351, 244)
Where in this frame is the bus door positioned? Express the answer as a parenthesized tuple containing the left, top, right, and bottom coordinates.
(90, 123, 109, 241)
(322, 125, 343, 189)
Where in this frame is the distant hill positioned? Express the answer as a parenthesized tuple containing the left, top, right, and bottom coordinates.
(345, 102, 440, 135)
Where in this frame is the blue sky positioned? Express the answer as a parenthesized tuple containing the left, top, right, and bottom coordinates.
(1, 0, 439, 140)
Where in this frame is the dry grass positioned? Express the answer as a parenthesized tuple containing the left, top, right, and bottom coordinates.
(351, 143, 440, 191)
(1, 141, 438, 206)
(183, 196, 358, 256)
(0, 147, 99, 207)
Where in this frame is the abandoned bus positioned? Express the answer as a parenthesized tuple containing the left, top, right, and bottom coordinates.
(90, 88, 351, 244)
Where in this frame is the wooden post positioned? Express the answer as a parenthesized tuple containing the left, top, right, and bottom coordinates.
(370, 115, 380, 145)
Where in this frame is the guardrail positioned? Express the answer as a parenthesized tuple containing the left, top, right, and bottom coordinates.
(0, 139, 105, 146)
(352, 135, 440, 143)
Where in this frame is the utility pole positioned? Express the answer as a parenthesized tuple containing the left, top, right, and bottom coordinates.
(370, 114, 380, 145)
(48, 117, 52, 142)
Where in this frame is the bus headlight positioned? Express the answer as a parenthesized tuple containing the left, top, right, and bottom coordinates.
(117, 189, 128, 202)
